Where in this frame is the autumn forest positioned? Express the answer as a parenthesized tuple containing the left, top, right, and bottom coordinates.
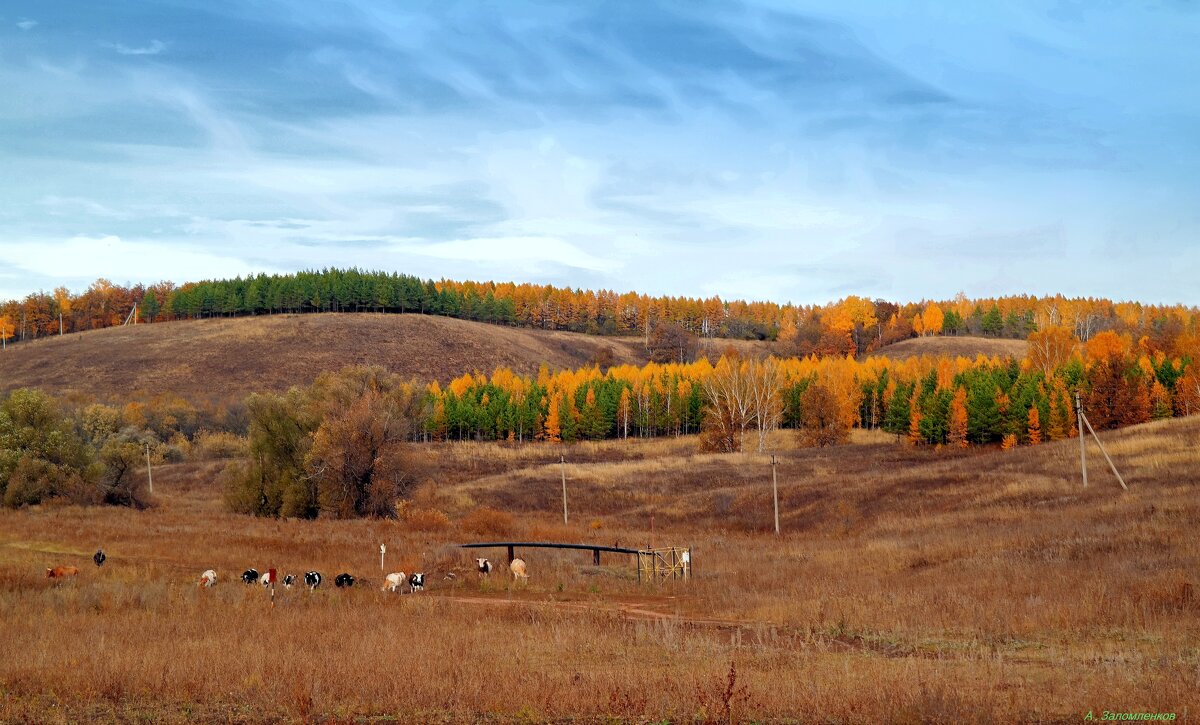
(2, 268, 1198, 515)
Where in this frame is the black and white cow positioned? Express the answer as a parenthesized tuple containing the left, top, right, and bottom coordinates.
(334, 573, 355, 588)
(93, 549, 106, 567)
(408, 572, 425, 592)
(304, 571, 322, 591)
(241, 568, 259, 584)
(282, 574, 296, 589)
(476, 558, 492, 576)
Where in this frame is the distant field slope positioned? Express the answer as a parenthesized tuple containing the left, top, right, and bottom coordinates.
(0, 314, 672, 404)
(867, 335, 1027, 361)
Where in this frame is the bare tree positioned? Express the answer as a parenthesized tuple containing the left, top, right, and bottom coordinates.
(647, 321, 697, 364)
(1026, 326, 1077, 378)
(748, 357, 783, 453)
(700, 354, 755, 452)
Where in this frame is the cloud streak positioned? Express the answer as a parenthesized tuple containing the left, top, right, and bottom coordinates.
(104, 39, 166, 56)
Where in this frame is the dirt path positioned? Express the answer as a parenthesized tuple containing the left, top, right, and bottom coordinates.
(433, 592, 759, 629)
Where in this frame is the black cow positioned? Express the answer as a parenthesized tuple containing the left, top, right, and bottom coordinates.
(93, 550, 106, 567)
(282, 574, 296, 589)
(334, 573, 355, 588)
(241, 568, 259, 584)
(304, 571, 322, 590)
(408, 572, 425, 592)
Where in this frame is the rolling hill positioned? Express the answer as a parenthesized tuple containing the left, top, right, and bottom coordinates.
(0, 313, 768, 405)
(866, 334, 1027, 360)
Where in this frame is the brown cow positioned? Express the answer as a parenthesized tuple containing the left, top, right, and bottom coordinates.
(46, 566, 80, 579)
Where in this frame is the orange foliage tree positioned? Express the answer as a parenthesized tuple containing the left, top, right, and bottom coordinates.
(1026, 406, 1041, 445)
(948, 387, 968, 448)
(920, 303, 944, 337)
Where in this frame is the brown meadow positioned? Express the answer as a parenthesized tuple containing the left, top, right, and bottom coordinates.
(1, 419, 1198, 722)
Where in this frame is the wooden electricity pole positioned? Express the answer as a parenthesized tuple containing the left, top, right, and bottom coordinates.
(1076, 392, 1128, 491)
(560, 453, 568, 525)
(1076, 392, 1087, 489)
(144, 443, 154, 495)
(1081, 413, 1129, 491)
(771, 454, 780, 535)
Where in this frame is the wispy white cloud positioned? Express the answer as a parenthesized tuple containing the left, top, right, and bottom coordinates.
(38, 195, 129, 220)
(0, 235, 264, 284)
(411, 237, 619, 274)
(104, 39, 166, 56)
(17, 19, 37, 31)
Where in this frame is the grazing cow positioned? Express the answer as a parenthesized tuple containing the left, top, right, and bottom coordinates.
(509, 558, 529, 582)
(408, 572, 425, 592)
(93, 549, 106, 567)
(304, 571, 322, 591)
(241, 568, 259, 585)
(260, 570, 275, 588)
(334, 573, 355, 588)
(46, 566, 80, 579)
(382, 572, 406, 592)
(282, 574, 296, 589)
(198, 569, 217, 588)
(476, 558, 492, 576)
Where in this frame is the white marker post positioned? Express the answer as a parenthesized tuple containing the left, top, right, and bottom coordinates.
(380, 543, 386, 574)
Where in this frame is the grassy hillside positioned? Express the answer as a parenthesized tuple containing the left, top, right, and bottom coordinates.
(0, 417, 1195, 721)
(867, 333, 1028, 360)
(0, 313, 768, 404)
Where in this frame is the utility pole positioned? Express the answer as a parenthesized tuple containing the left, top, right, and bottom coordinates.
(144, 443, 154, 495)
(560, 453, 568, 524)
(771, 454, 780, 535)
(1081, 412, 1129, 491)
(1076, 392, 1087, 489)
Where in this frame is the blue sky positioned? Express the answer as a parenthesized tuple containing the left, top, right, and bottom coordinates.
(2, 1, 1198, 305)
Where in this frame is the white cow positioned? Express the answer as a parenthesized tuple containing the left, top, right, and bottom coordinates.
(509, 558, 529, 582)
(382, 572, 407, 593)
(198, 569, 217, 588)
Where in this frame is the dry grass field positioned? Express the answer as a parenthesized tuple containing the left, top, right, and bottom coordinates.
(1, 419, 1198, 722)
(0, 314, 772, 406)
(867, 335, 1028, 361)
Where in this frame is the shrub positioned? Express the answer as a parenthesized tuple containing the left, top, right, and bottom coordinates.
(0, 389, 93, 508)
(461, 507, 515, 537)
(191, 430, 247, 460)
(96, 437, 153, 509)
(226, 367, 424, 519)
(404, 507, 451, 532)
(3, 457, 57, 508)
